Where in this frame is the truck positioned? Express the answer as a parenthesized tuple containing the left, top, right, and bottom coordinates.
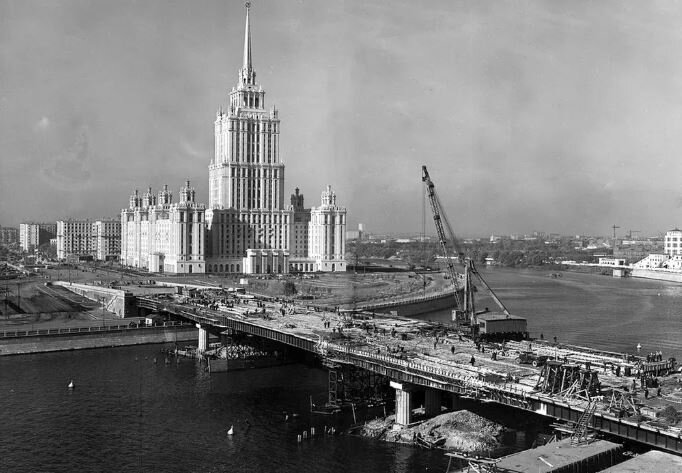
(515, 351, 550, 367)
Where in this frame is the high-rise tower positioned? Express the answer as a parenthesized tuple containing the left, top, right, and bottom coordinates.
(206, 3, 291, 274)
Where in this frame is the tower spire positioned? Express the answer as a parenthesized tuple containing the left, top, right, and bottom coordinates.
(238, 2, 256, 87)
(243, 2, 252, 71)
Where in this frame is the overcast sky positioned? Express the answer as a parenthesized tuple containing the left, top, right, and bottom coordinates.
(2, 0, 682, 237)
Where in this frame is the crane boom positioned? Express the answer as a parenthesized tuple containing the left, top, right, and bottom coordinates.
(422, 166, 463, 312)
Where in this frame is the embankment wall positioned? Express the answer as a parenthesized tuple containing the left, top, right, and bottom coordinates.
(631, 268, 682, 283)
(0, 326, 197, 356)
(53, 281, 136, 317)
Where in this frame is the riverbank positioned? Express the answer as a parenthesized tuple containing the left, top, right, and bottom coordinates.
(0, 324, 197, 356)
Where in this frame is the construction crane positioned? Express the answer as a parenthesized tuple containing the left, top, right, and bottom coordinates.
(421, 166, 463, 317)
(423, 166, 520, 339)
(612, 225, 620, 239)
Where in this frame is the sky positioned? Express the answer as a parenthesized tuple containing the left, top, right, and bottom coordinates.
(2, 0, 682, 237)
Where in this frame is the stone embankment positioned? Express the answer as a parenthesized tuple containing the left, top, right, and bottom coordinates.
(0, 325, 197, 356)
(360, 410, 504, 453)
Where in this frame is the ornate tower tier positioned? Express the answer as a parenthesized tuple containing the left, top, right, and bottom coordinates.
(209, 2, 283, 211)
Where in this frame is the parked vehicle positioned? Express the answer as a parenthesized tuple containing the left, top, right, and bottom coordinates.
(515, 351, 549, 367)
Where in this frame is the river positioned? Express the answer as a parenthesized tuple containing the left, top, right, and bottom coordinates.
(424, 267, 682, 361)
(0, 268, 680, 472)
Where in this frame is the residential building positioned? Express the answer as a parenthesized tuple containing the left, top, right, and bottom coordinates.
(664, 229, 682, 256)
(0, 226, 19, 245)
(57, 219, 119, 261)
(19, 222, 56, 252)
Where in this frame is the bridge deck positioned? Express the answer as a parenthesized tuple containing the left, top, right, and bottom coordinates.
(138, 293, 682, 454)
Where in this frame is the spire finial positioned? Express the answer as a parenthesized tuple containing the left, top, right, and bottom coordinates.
(243, 2, 252, 72)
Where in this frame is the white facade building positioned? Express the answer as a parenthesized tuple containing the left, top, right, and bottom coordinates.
(19, 222, 56, 252)
(121, 181, 205, 274)
(307, 186, 347, 272)
(664, 229, 682, 256)
(633, 254, 669, 269)
(205, 4, 290, 275)
(119, 4, 347, 275)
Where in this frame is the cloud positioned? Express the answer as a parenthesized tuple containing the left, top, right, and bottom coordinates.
(34, 116, 50, 131)
(40, 129, 93, 191)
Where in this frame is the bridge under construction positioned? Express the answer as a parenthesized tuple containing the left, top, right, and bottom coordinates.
(137, 289, 682, 455)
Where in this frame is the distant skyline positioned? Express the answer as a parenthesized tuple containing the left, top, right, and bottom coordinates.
(3, 1, 682, 236)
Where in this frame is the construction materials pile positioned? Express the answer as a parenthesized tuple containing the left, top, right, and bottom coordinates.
(361, 410, 505, 453)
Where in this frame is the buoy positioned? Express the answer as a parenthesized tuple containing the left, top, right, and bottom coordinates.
(67, 380, 74, 389)
(227, 425, 234, 436)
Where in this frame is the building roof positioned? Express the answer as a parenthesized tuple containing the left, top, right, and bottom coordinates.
(599, 450, 682, 473)
(477, 313, 527, 321)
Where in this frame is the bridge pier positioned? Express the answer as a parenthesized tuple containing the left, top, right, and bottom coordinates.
(196, 324, 209, 353)
(390, 381, 415, 426)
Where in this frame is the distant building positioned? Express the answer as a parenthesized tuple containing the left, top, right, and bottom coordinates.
(120, 181, 205, 274)
(633, 254, 668, 269)
(613, 244, 657, 263)
(289, 188, 310, 259)
(19, 222, 56, 252)
(598, 257, 626, 267)
(290, 186, 347, 272)
(307, 186, 347, 272)
(664, 229, 682, 256)
(93, 220, 121, 261)
(57, 219, 120, 261)
(0, 226, 19, 245)
(346, 223, 366, 241)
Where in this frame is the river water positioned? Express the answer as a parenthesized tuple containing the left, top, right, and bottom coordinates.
(425, 267, 682, 361)
(1, 269, 680, 472)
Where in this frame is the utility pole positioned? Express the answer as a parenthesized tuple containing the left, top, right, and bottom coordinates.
(612, 225, 620, 239)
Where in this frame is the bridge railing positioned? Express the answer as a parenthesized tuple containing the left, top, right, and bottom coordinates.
(0, 321, 192, 339)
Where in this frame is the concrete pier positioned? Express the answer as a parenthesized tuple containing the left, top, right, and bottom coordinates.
(197, 324, 209, 353)
(390, 381, 414, 426)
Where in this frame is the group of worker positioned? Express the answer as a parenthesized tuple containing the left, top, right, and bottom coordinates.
(645, 351, 664, 363)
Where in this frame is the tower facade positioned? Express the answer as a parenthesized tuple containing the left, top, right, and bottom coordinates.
(308, 186, 347, 272)
(206, 3, 290, 275)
